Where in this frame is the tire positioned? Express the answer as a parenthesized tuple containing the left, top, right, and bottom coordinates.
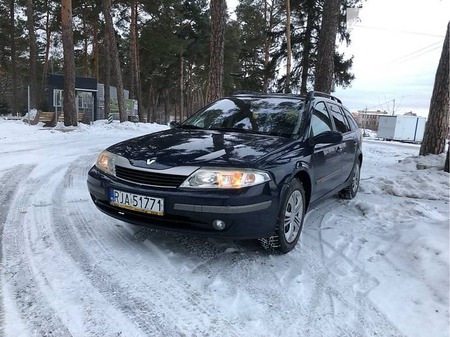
(339, 159, 361, 200)
(270, 179, 306, 254)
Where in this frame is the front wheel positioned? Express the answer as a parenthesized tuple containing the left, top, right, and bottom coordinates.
(264, 179, 306, 254)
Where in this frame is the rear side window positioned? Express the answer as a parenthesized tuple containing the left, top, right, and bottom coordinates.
(311, 102, 333, 136)
(343, 107, 358, 131)
(327, 103, 350, 133)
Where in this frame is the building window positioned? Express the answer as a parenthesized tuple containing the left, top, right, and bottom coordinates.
(77, 92, 93, 109)
(53, 89, 63, 107)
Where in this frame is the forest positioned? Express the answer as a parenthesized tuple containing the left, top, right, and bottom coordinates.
(0, 0, 362, 123)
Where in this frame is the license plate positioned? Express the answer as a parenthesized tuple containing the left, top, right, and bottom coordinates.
(109, 189, 164, 216)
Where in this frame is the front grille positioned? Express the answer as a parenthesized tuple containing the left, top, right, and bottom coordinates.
(115, 165, 187, 187)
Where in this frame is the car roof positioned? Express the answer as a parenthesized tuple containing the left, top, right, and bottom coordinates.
(232, 91, 306, 100)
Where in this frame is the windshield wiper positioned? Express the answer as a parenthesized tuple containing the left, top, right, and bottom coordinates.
(180, 124, 203, 130)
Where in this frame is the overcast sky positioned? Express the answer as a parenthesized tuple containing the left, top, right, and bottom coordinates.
(228, 0, 449, 117)
(334, 0, 449, 116)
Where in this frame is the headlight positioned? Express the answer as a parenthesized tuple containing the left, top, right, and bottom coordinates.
(95, 150, 117, 176)
(180, 168, 270, 189)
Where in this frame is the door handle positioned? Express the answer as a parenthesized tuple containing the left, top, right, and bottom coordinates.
(336, 147, 343, 154)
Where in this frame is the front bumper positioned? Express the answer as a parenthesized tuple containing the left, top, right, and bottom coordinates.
(87, 166, 280, 239)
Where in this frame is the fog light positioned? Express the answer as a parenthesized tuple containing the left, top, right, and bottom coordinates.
(212, 219, 226, 231)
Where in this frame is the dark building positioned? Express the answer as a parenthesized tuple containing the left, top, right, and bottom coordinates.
(46, 74, 98, 122)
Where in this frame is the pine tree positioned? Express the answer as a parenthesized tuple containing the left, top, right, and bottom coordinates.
(25, 0, 38, 110)
(61, 0, 77, 126)
(9, 0, 18, 114)
(206, 0, 226, 102)
(419, 22, 449, 161)
(102, 0, 126, 122)
(285, 0, 291, 93)
(314, 0, 340, 93)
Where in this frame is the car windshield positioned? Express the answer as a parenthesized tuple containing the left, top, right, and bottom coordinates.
(182, 96, 305, 136)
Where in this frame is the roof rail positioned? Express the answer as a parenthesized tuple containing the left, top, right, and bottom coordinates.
(233, 90, 262, 95)
(233, 90, 306, 98)
(307, 91, 342, 104)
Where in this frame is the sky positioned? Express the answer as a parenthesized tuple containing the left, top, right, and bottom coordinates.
(228, 0, 450, 117)
(334, 0, 450, 116)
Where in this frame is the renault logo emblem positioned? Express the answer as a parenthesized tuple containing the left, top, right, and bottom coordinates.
(146, 158, 157, 165)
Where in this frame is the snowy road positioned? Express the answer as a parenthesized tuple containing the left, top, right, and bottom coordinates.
(0, 120, 448, 337)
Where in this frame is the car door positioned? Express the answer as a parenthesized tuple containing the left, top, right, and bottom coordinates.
(326, 102, 357, 183)
(310, 101, 343, 200)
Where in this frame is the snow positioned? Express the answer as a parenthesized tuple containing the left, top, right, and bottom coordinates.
(0, 118, 448, 337)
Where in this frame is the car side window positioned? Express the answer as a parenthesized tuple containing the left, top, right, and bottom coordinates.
(311, 101, 333, 136)
(343, 107, 358, 131)
(328, 103, 350, 133)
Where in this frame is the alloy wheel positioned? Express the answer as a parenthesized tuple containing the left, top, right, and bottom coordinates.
(283, 190, 304, 243)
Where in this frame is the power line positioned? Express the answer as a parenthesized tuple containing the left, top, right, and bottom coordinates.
(367, 99, 394, 111)
(385, 40, 444, 66)
(354, 24, 445, 38)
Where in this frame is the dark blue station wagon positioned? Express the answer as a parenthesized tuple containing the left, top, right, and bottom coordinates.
(87, 91, 362, 253)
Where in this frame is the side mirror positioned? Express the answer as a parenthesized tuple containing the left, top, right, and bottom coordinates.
(169, 120, 180, 129)
(313, 131, 343, 145)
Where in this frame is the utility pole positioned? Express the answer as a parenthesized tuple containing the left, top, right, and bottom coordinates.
(363, 107, 367, 136)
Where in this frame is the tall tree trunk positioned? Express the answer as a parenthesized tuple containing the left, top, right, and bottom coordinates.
(93, 20, 99, 80)
(130, 1, 144, 122)
(445, 147, 449, 173)
(129, 1, 136, 100)
(180, 54, 184, 122)
(164, 90, 169, 124)
(83, 20, 89, 77)
(148, 86, 157, 123)
(26, 0, 38, 110)
(314, 0, 340, 93)
(300, 2, 315, 95)
(9, 0, 18, 114)
(285, 0, 291, 93)
(420, 22, 450, 157)
(263, 0, 275, 93)
(61, 0, 77, 126)
(206, 0, 226, 103)
(104, 22, 111, 120)
(102, 0, 126, 122)
(42, 3, 51, 86)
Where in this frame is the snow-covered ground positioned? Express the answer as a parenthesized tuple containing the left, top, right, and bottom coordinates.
(0, 119, 448, 337)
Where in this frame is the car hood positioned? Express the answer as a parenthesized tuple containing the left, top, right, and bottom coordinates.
(108, 128, 294, 169)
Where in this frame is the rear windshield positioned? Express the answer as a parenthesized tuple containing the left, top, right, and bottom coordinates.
(183, 96, 305, 137)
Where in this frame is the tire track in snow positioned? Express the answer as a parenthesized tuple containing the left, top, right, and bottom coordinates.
(52, 156, 178, 335)
(50, 155, 241, 336)
(182, 202, 341, 336)
(187, 197, 403, 336)
(0, 165, 34, 337)
(2, 155, 146, 336)
(301, 200, 404, 336)
(1, 164, 75, 337)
